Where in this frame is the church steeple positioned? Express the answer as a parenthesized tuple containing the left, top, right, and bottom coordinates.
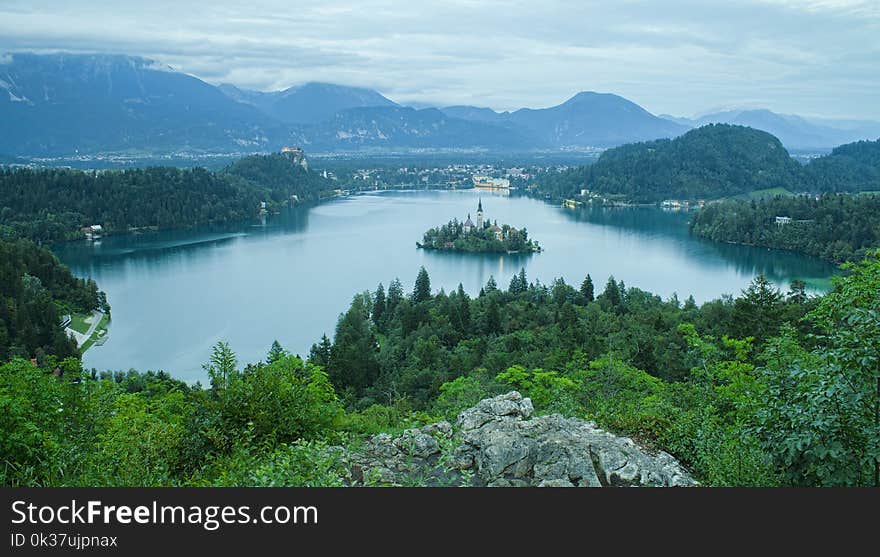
(478, 198, 483, 213)
(476, 198, 484, 228)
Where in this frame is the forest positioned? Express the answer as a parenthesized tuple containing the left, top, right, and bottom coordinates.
(0, 153, 332, 242)
(418, 219, 540, 253)
(802, 140, 880, 193)
(690, 193, 880, 263)
(3, 253, 879, 487)
(0, 237, 107, 361)
(528, 127, 880, 202)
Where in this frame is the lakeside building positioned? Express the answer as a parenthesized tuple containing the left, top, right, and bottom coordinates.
(81, 224, 103, 240)
(473, 175, 510, 190)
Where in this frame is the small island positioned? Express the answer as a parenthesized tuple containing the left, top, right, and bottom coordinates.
(417, 199, 541, 254)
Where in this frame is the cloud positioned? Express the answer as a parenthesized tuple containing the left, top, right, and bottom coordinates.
(0, 0, 877, 119)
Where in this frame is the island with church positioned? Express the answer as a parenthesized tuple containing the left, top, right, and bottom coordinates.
(417, 199, 542, 254)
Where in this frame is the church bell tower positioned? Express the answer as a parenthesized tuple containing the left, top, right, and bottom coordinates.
(476, 198, 484, 228)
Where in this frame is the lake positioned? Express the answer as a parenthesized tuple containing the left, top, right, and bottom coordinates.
(53, 190, 838, 381)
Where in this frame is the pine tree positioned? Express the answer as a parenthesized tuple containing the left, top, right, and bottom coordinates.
(455, 283, 471, 334)
(602, 276, 622, 308)
(267, 340, 285, 364)
(308, 334, 332, 369)
(788, 279, 807, 304)
(328, 294, 379, 393)
(372, 283, 386, 328)
(484, 297, 501, 335)
(509, 268, 528, 294)
(485, 276, 498, 293)
(387, 278, 404, 317)
(580, 274, 594, 302)
(412, 267, 432, 304)
(508, 273, 522, 294)
(733, 274, 783, 342)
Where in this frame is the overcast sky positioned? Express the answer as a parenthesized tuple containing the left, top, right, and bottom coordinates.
(1, 0, 878, 119)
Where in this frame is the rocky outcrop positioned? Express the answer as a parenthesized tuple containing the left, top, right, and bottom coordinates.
(347, 391, 696, 487)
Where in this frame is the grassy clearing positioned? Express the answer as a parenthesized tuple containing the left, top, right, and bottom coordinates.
(79, 313, 110, 353)
(69, 313, 92, 335)
(744, 187, 794, 200)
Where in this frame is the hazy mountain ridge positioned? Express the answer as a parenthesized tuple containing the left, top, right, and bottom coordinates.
(0, 52, 282, 155)
(2, 52, 878, 156)
(670, 109, 880, 151)
(222, 82, 398, 125)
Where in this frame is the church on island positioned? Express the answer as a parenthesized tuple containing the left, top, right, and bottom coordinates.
(463, 198, 504, 240)
(417, 198, 541, 254)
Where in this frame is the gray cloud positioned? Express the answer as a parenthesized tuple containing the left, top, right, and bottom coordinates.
(0, 0, 877, 119)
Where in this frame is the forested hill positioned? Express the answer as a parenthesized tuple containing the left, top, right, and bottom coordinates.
(802, 139, 880, 193)
(690, 193, 880, 263)
(588, 124, 800, 201)
(224, 152, 331, 202)
(0, 238, 105, 360)
(530, 127, 880, 202)
(0, 154, 333, 242)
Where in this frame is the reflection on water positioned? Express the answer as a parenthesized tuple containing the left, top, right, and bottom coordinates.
(52, 190, 838, 381)
(559, 205, 836, 291)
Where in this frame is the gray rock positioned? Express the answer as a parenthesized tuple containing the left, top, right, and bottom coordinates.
(393, 428, 441, 458)
(344, 391, 696, 488)
(421, 421, 453, 439)
(456, 391, 533, 431)
(537, 479, 575, 487)
(488, 478, 531, 487)
(451, 392, 696, 487)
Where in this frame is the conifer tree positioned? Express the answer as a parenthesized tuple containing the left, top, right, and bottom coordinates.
(372, 283, 386, 328)
(413, 267, 432, 304)
(580, 274, 595, 302)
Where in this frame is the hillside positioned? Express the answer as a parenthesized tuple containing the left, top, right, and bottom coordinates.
(802, 139, 880, 192)
(673, 109, 880, 150)
(225, 150, 333, 201)
(222, 82, 398, 124)
(301, 106, 536, 151)
(5, 52, 876, 157)
(690, 193, 880, 263)
(0, 53, 280, 155)
(585, 124, 802, 201)
(506, 91, 688, 147)
(0, 238, 105, 360)
(442, 92, 688, 148)
(0, 53, 693, 155)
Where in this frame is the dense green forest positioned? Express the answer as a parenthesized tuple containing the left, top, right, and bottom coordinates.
(0, 237, 106, 361)
(528, 127, 880, 202)
(802, 140, 880, 193)
(5, 252, 878, 487)
(587, 124, 801, 201)
(0, 153, 332, 242)
(315, 261, 878, 486)
(418, 219, 540, 253)
(225, 152, 333, 202)
(690, 194, 880, 263)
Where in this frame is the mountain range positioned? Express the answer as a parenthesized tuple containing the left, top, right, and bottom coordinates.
(1, 52, 878, 157)
(664, 109, 880, 151)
